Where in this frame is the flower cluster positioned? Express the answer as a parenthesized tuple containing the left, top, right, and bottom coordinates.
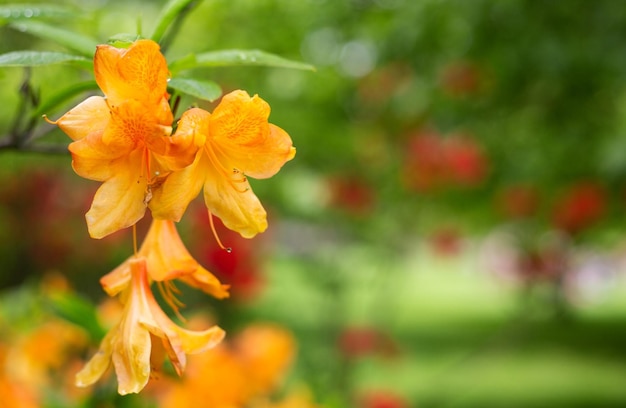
(49, 39, 295, 394)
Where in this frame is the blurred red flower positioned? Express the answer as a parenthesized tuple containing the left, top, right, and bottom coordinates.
(552, 182, 605, 234)
(357, 390, 409, 408)
(497, 184, 539, 219)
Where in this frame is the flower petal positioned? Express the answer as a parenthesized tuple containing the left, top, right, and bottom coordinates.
(103, 99, 172, 151)
(69, 131, 132, 182)
(75, 329, 115, 388)
(149, 151, 207, 222)
(209, 90, 295, 179)
(202, 161, 268, 238)
(178, 266, 230, 300)
(95, 39, 169, 107)
(111, 259, 153, 395)
(84, 148, 148, 239)
(139, 219, 200, 281)
(139, 219, 230, 298)
(55, 96, 110, 141)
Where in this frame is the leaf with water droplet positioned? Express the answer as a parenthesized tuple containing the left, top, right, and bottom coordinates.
(169, 49, 316, 72)
(8, 20, 98, 57)
(0, 4, 78, 22)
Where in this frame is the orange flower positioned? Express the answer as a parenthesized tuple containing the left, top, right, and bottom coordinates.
(100, 219, 230, 300)
(51, 40, 197, 239)
(76, 258, 225, 395)
(157, 323, 296, 407)
(150, 90, 296, 238)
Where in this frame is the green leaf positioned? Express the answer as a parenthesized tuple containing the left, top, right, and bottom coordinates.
(0, 51, 90, 67)
(168, 77, 222, 102)
(47, 291, 107, 341)
(107, 33, 143, 48)
(33, 80, 98, 118)
(8, 20, 98, 57)
(169, 49, 316, 72)
(0, 4, 78, 21)
(151, 0, 201, 44)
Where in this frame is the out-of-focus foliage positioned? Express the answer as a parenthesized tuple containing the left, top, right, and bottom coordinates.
(2, 0, 626, 407)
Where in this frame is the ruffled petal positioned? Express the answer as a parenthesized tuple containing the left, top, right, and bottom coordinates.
(69, 131, 132, 182)
(55, 96, 110, 141)
(75, 329, 115, 388)
(202, 161, 268, 238)
(149, 151, 207, 222)
(94, 40, 169, 107)
(178, 266, 230, 300)
(139, 219, 199, 281)
(111, 259, 153, 395)
(100, 262, 131, 297)
(149, 108, 205, 175)
(84, 148, 148, 239)
(209, 90, 295, 179)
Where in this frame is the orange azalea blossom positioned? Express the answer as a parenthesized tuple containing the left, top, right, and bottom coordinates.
(76, 258, 225, 395)
(100, 218, 230, 300)
(50, 39, 197, 239)
(157, 323, 296, 407)
(151, 90, 296, 238)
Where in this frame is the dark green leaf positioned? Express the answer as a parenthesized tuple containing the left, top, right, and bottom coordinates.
(8, 20, 98, 57)
(0, 51, 90, 67)
(151, 0, 202, 44)
(0, 4, 78, 21)
(169, 49, 316, 72)
(168, 77, 222, 102)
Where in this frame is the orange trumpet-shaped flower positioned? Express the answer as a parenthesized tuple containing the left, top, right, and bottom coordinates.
(101, 219, 230, 300)
(150, 90, 296, 238)
(51, 40, 197, 239)
(76, 258, 225, 395)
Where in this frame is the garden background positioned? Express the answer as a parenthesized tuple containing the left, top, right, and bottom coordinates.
(2, 0, 626, 407)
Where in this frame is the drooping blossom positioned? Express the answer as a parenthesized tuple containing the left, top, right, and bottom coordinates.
(150, 90, 296, 238)
(76, 258, 225, 395)
(100, 218, 230, 300)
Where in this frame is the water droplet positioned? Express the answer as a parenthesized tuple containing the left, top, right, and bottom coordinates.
(23, 9, 33, 18)
(1, 10, 11, 18)
(11, 10, 21, 18)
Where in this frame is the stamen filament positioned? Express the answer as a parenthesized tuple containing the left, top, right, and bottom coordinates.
(208, 210, 232, 253)
(132, 224, 138, 256)
(203, 144, 249, 193)
(156, 280, 187, 323)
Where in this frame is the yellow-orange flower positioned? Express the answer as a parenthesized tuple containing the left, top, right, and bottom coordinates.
(76, 258, 225, 395)
(100, 219, 229, 300)
(150, 90, 296, 238)
(51, 40, 197, 239)
(157, 323, 296, 407)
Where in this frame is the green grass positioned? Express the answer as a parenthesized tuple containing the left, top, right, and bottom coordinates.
(256, 240, 626, 407)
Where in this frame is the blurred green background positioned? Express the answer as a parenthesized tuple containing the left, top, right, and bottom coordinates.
(2, 0, 626, 407)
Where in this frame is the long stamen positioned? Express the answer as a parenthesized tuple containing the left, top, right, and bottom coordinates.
(42, 114, 58, 125)
(156, 280, 187, 323)
(203, 144, 249, 194)
(132, 224, 138, 256)
(208, 210, 232, 253)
